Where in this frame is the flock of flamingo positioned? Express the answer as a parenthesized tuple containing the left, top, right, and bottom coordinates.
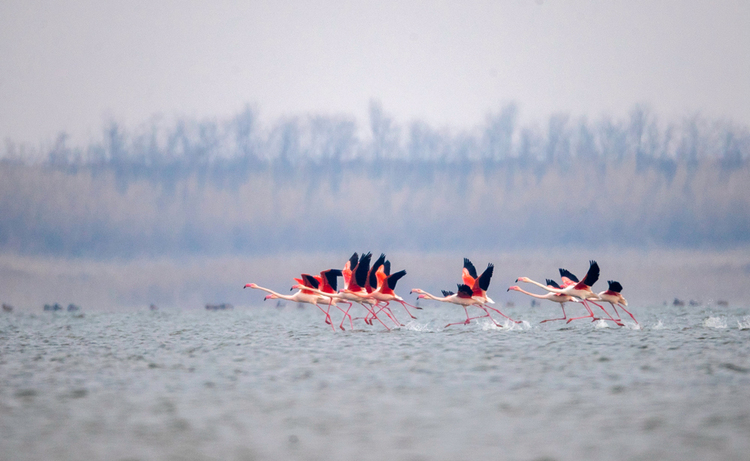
(243, 253, 637, 331)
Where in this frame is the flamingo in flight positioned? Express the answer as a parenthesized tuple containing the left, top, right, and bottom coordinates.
(598, 281, 637, 325)
(507, 278, 576, 323)
(463, 258, 521, 323)
(244, 277, 337, 331)
(411, 284, 503, 328)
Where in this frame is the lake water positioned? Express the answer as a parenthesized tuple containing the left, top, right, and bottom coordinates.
(1, 303, 749, 461)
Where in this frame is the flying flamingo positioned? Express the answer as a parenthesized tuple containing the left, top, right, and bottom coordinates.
(462, 258, 495, 303)
(507, 279, 576, 323)
(463, 259, 521, 323)
(244, 279, 337, 331)
(410, 284, 504, 328)
(598, 280, 637, 325)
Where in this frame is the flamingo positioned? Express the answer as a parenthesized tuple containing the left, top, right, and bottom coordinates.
(462, 258, 495, 303)
(410, 284, 503, 328)
(463, 259, 521, 323)
(507, 279, 576, 323)
(598, 280, 637, 325)
(244, 279, 337, 331)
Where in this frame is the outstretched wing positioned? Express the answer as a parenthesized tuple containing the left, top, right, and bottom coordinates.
(559, 268, 579, 283)
(386, 270, 407, 290)
(477, 263, 494, 291)
(579, 260, 599, 288)
(463, 258, 478, 278)
(368, 253, 386, 290)
(354, 252, 372, 288)
(546, 278, 561, 289)
(322, 269, 342, 292)
(301, 274, 320, 289)
(441, 290, 455, 297)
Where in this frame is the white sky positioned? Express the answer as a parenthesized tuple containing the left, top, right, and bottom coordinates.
(1, 0, 749, 146)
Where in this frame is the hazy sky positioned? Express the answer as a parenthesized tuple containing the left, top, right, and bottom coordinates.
(1, 0, 749, 146)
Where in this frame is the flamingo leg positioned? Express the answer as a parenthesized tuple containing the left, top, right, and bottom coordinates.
(566, 300, 595, 323)
(377, 302, 404, 327)
(477, 306, 504, 327)
(396, 300, 419, 319)
(334, 300, 354, 331)
(541, 303, 568, 323)
(618, 303, 639, 325)
(483, 304, 522, 324)
(362, 303, 392, 330)
(446, 306, 487, 328)
(314, 302, 335, 331)
(589, 300, 623, 326)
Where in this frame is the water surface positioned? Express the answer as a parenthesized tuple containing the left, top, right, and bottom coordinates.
(1, 304, 749, 460)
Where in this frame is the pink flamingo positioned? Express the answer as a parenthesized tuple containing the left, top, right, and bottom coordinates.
(463, 259, 521, 323)
(244, 280, 337, 331)
(410, 284, 503, 328)
(598, 280, 637, 325)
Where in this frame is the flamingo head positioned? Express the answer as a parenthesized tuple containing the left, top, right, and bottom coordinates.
(507, 286, 520, 292)
(515, 277, 530, 283)
(263, 294, 276, 301)
(244, 283, 258, 289)
(410, 288, 423, 295)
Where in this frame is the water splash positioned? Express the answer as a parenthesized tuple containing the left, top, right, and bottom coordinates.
(593, 319, 610, 329)
(480, 320, 503, 331)
(623, 321, 642, 330)
(703, 317, 727, 329)
(402, 321, 435, 332)
(652, 320, 666, 330)
(737, 317, 750, 330)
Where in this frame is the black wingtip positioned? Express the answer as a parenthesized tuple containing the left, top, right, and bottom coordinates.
(477, 263, 494, 291)
(559, 268, 579, 283)
(463, 258, 478, 278)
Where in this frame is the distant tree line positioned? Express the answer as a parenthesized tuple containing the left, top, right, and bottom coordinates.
(1, 102, 749, 258)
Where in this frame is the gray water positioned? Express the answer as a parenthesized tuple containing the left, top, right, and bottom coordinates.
(2, 303, 749, 461)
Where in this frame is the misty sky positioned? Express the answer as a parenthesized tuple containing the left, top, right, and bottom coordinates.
(1, 1, 749, 146)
